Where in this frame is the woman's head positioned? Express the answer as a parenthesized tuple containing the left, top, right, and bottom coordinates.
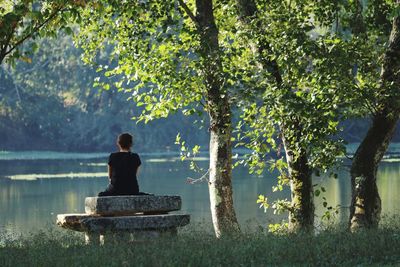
(117, 133, 133, 150)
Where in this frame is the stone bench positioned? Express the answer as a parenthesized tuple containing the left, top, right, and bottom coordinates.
(57, 195, 190, 244)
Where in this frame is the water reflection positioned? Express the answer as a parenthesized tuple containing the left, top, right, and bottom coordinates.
(376, 163, 400, 215)
(0, 157, 399, 234)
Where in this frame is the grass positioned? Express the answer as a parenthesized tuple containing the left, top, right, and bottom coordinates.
(1, 218, 400, 267)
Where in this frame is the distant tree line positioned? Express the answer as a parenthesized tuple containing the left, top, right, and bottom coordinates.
(0, 35, 209, 152)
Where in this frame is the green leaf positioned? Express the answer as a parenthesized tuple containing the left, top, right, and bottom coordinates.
(315, 189, 321, 197)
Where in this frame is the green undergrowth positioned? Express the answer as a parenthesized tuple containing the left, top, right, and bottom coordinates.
(1, 218, 400, 267)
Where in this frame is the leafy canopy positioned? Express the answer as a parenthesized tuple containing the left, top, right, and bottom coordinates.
(0, 0, 83, 65)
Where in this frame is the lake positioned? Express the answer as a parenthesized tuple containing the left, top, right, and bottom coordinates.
(1, 151, 399, 235)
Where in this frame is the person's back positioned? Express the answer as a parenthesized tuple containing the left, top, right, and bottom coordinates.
(108, 151, 141, 195)
(98, 133, 142, 196)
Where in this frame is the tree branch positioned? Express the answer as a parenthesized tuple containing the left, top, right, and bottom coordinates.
(4, 5, 65, 59)
(0, 20, 20, 64)
(236, 0, 282, 85)
(352, 0, 366, 36)
(19, 58, 51, 74)
(177, 0, 199, 29)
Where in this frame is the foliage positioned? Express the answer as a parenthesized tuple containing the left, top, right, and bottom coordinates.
(268, 221, 289, 234)
(0, 0, 83, 65)
(74, 0, 257, 131)
(0, 34, 209, 152)
(76, 1, 202, 123)
(235, 0, 359, 175)
(256, 194, 269, 212)
(230, 1, 359, 225)
(234, 0, 399, 225)
(175, 133, 205, 172)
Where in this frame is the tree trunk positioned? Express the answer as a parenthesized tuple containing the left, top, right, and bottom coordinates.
(282, 127, 314, 231)
(196, 0, 240, 237)
(349, 4, 400, 231)
(236, 0, 314, 231)
(349, 111, 396, 230)
(208, 96, 240, 237)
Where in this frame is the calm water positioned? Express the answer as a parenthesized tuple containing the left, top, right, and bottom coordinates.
(0, 152, 399, 234)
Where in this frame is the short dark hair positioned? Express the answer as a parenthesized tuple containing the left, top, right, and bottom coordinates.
(118, 133, 133, 149)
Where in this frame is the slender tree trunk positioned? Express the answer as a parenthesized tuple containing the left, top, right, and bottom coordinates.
(236, 0, 314, 231)
(282, 130, 314, 231)
(208, 95, 240, 237)
(196, 0, 240, 237)
(350, 8, 400, 230)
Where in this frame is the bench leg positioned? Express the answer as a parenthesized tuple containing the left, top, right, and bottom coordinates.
(85, 232, 100, 245)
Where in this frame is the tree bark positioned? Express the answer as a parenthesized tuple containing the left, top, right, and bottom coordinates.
(208, 94, 240, 237)
(349, 110, 396, 230)
(282, 128, 314, 231)
(236, 0, 314, 231)
(196, 0, 240, 237)
(349, 3, 400, 231)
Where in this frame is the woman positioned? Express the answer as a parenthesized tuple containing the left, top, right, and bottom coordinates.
(98, 133, 142, 196)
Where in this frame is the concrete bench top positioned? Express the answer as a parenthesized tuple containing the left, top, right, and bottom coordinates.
(57, 213, 190, 233)
(85, 195, 182, 216)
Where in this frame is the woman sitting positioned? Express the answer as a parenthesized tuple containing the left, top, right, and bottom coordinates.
(98, 133, 144, 196)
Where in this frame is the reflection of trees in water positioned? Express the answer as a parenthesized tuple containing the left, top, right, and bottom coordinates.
(378, 163, 400, 214)
(312, 163, 400, 222)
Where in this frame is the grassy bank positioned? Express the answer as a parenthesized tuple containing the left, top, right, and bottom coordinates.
(1, 220, 400, 267)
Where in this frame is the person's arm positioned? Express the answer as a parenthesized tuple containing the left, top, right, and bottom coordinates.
(136, 154, 141, 176)
(107, 153, 113, 182)
(136, 166, 140, 176)
(108, 164, 112, 181)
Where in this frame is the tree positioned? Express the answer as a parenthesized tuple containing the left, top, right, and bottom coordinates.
(349, 0, 400, 231)
(77, 0, 241, 236)
(234, 0, 356, 231)
(195, 0, 241, 236)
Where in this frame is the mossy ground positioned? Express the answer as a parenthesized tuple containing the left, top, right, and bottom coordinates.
(1, 217, 400, 266)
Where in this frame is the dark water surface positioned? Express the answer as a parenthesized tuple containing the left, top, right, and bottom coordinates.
(0, 153, 399, 234)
